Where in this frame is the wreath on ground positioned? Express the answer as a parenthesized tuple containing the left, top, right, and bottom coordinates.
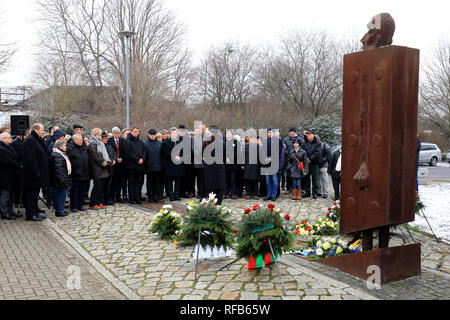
(235, 204, 294, 261)
(175, 193, 234, 250)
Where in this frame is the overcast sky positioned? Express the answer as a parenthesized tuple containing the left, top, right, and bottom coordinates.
(0, 0, 449, 88)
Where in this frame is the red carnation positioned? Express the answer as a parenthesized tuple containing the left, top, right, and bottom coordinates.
(244, 208, 251, 215)
(253, 204, 259, 211)
(296, 229, 300, 235)
(233, 229, 238, 234)
(307, 226, 312, 231)
(326, 213, 330, 217)
(302, 221, 307, 225)
(328, 208, 331, 211)
(268, 204, 275, 209)
(334, 206, 338, 210)
(285, 214, 290, 221)
(334, 202, 337, 205)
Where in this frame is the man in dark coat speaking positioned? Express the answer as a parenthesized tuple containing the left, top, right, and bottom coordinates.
(21, 123, 49, 221)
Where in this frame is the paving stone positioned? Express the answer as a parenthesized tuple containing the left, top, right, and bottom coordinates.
(302, 295, 319, 300)
(320, 295, 342, 300)
(240, 292, 259, 300)
(221, 292, 240, 300)
(174, 281, 193, 288)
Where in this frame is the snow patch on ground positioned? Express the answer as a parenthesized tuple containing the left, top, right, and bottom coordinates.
(410, 183, 450, 243)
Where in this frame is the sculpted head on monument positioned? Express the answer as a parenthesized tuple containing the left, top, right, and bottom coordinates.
(361, 13, 395, 51)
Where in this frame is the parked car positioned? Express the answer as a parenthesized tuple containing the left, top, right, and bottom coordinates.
(419, 143, 442, 166)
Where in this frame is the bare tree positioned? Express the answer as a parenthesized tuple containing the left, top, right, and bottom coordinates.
(34, 0, 191, 118)
(419, 38, 450, 141)
(255, 30, 343, 118)
(0, 11, 16, 73)
(197, 41, 258, 107)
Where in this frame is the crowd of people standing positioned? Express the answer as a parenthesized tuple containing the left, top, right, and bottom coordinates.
(0, 122, 342, 221)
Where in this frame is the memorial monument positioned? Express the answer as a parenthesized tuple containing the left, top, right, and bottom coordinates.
(318, 13, 421, 283)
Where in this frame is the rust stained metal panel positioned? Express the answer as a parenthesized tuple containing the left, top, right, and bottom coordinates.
(341, 46, 420, 234)
(314, 243, 421, 284)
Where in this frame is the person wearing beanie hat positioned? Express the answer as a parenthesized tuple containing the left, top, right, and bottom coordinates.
(283, 127, 301, 195)
(286, 138, 309, 200)
(148, 129, 157, 136)
(47, 130, 66, 156)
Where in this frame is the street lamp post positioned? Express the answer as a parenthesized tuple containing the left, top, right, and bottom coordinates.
(119, 30, 136, 129)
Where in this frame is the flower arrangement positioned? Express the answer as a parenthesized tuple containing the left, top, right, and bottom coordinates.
(175, 193, 234, 250)
(295, 219, 315, 237)
(326, 201, 340, 222)
(235, 203, 294, 264)
(312, 216, 339, 236)
(296, 236, 361, 259)
(149, 205, 183, 240)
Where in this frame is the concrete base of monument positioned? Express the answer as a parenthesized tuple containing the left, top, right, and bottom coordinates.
(293, 243, 421, 284)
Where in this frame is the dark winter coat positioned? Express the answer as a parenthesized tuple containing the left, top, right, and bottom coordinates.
(203, 136, 226, 190)
(244, 143, 260, 181)
(261, 137, 285, 175)
(225, 138, 240, 171)
(192, 134, 206, 169)
(318, 142, 332, 168)
(88, 142, 110, 180)
(328, 149, 341, 180)
(11, 138, 25, 162)
(107, 137, 126, 174)
(287, 147, 309, 179)
(49, 151, 72, 188)
(304, 136, 322, 165)
(105, 143, 118, 175)
(162, 139, 185, 177)
(124, 134, 146, 172)
(21, 131, 50, 189)
(144, 138, 163, 172)
(66, 142, 90, 181)
(0, 141, 21, 190)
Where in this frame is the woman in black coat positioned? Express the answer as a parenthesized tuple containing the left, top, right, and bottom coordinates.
(243, 136, 260, 199)
(49, 140, 72, 217)
(286, 139, 309, 200)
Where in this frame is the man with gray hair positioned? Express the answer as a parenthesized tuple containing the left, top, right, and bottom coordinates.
(108, 127, 126, 203)
(0, 132, 22, 220)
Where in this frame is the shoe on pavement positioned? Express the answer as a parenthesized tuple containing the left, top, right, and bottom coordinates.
(26, 216, 43, 222)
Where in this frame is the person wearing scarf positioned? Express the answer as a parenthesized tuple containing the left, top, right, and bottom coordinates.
(49, 139, 72, 217)
(88, 128, 111, 209)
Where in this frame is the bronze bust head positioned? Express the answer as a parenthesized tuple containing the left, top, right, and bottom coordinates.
(361, 13, 395, 51)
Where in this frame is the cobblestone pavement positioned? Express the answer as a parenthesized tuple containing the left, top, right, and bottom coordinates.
(0, 218, 125, 300)
(31, 192, 449, 300)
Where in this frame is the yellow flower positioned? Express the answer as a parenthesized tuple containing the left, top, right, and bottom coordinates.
(330, 238, 336, 244)
(310, 230, 315, 235)
(336, 247, 343, 254)
(322, 242, 331, 250)
(316, 240, 322, 247)
(174, 241, 178, 247)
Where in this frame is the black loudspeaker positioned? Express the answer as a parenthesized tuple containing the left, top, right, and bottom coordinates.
(10, 115, 30, 136)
